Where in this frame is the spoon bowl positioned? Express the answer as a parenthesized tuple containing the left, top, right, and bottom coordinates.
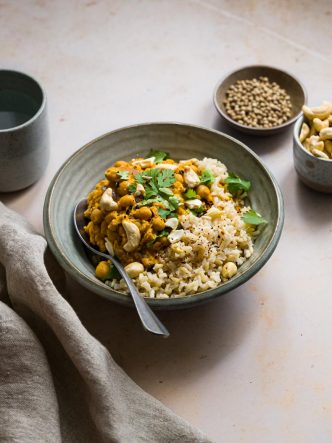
(73, 199, 169, 337)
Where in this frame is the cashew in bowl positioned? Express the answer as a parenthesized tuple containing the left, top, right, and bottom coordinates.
(122, 221, 141, 252)
(300, 101, 332, 160)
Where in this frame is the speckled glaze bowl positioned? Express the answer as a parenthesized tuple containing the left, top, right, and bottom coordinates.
(293, 116, 332, 193)
(44, 123, 284, 309)
(214, 65, 306, 136)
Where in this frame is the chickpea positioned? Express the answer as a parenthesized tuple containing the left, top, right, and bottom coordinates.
(118, 180, 130, 196)
(221, 262, 237, 279)
(105, 167, 119, 182)
(173, 181, 185, 193)
(95, 260, 111, 280)
(118, 194, 136, 208)
(175, 173, 184, 183)
(152, 216, 165, 231)
(114, 160, 128, 167)
(196, 184, 211, 200)
(90, 208, 103, 224)
(133, 207, 152, 220)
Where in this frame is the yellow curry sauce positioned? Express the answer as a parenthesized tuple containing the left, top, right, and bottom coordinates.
(84, 151, 215, 279)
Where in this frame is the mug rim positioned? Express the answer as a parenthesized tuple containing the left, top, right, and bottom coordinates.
(0, 69, 46, 133)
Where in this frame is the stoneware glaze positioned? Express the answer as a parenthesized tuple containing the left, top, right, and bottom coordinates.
(293, 116, 332, 193)
(214, 65, 306, 136)
(0, 70, 49, 192)
(44, 122, 284, 309)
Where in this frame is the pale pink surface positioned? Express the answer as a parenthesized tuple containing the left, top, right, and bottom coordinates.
(1, 1, 332, 441)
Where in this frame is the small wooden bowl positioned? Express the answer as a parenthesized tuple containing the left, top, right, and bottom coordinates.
(214, 65, 307, 136)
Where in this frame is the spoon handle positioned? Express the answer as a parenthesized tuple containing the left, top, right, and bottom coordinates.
(110, 257, 169, 337)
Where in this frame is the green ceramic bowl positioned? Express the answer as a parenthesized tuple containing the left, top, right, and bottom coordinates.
(44, 123, 284, 309)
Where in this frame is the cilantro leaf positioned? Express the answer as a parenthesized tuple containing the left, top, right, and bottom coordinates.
(109, 264, 122, 280)
(189, 206, 205, 216)
(128, 183, 137, 194)
(200, 169, 215, 186)
(157, 229, 169, 238)
(157, 169, 176, 188)
(168, 196, 180, 210)
(146, 149, 170, 164)
(225, 172, 251, 194)
(159, 187, 173, 196)
(158, 208, 170, 219)
(184, 189, 197, 199)
(117, 171, 129, 180)
(242, 210, 267, 225)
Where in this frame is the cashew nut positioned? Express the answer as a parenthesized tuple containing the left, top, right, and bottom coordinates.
(319, 128, 332, 141)
(122, 221, 141, 252)
(299, 122, 310, 142)
(312, 149, 329, 159)
(185, 199, 202, 209)
(302, 101, 332, 120)
(184, 166, 200, 188)
(132, 157, 155, 167)
(124, 262, 144, 278)
(325, 140, 332, 154)
(154, 163, 178, 170)
(165, 217, 179, 230)
(105, 237, 114, 256)
(134, 183, 145, 196)
(168, 229, 184, 243)
(313, 118, 329, 132)
(100, 188, 118, 211)
(306, 135, 324, 152)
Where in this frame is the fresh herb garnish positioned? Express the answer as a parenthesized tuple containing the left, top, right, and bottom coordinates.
(158, 208, 171, 219)
(146, 149, 170, 164)
(242, 210, 267, 225)
(225, 172, 251, 194)
(184, 189, 197, 199)
(134, 168, 177, 211)
(189, 206, 205, 216)
(109, 264, 122, 280)
(157, 229, 169, 238)
(200, 169, 215, 186)
(128, 183, 137, 194)
(117, 171, 129, 180)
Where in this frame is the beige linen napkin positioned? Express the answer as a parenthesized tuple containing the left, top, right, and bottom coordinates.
(0, 202, 211, 443)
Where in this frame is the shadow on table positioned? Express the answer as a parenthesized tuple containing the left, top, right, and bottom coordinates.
(291, 171, 332, 227)
(65, 276, 257, 384)
(211, 114, 293, 156)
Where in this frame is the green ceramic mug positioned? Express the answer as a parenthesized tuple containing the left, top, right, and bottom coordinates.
(0, 70, 49, 192)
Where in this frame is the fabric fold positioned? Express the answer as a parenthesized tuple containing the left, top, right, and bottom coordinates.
(0, 202, 211, 443)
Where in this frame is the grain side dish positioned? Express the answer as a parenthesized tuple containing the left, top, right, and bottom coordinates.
(84, 151, 267, 298)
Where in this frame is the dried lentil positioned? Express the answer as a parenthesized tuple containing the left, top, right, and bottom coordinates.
(223, 76, 292, 128)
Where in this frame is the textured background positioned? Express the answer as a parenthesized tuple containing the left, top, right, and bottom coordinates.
(1, 1, 332, 441)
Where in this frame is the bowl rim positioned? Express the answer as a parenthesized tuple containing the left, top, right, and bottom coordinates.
(293, 115, 332, 163)
(43, 121, 284, 309)
(213, 64, 307, 133)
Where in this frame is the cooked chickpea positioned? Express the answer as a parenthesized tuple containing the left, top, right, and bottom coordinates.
(118, 180, 130, 196)
(196, 184, 211, 200)
(134, 207, 152, 220)
(105, 167, 119, 182)
(152, 216, 165, 231)
(95, 261, 111, 280)
(221, 262, 237, 279)
(118, 194, 136, 208)
(175, 173, 184, 183)
(114, 160, 128, 167)
(90, 208, 103, 224)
